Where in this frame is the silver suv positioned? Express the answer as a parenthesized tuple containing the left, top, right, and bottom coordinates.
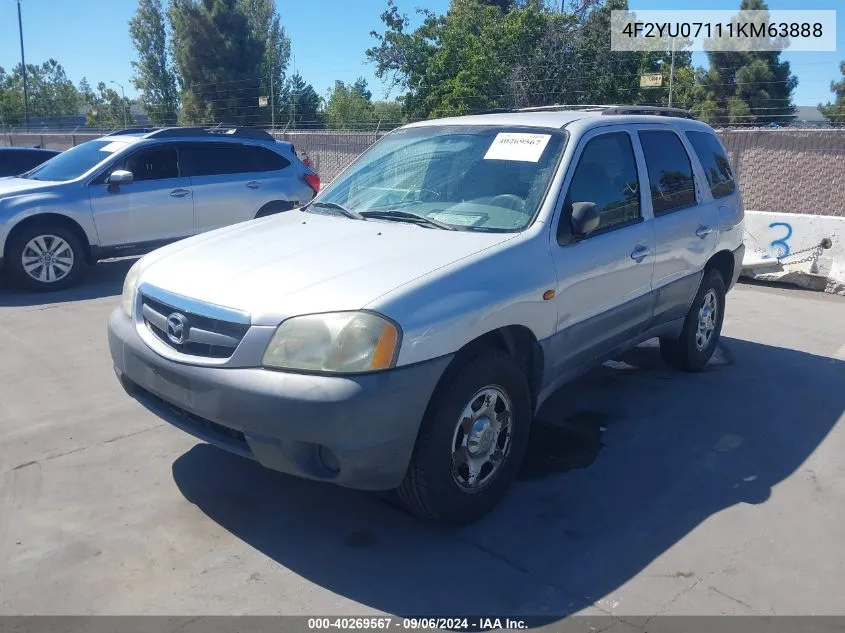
(0, 127, 318, 290)
(108, 106, 745, 525)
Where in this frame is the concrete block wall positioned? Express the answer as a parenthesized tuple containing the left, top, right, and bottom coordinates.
(718, 130, 845, 217)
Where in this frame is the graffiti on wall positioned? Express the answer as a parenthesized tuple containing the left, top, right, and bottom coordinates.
(768, 222, 793, 258)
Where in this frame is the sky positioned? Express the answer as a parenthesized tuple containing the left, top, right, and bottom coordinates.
(0, 0, 842, 107)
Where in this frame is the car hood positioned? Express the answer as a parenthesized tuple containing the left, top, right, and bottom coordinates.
(0, 177, 58, 197)
(139, 210, 516, 325)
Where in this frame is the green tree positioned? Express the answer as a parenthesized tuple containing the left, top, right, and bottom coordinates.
(129, 0, 180, 125)
(367, 0, 647, 118)
(84, 82, 136, 128)
(0, 59, 80, 126)
(820, 61, 845, 123)
(372, 100, 405, 128)
(692, 0, 797, 125)
(168, 0, 266, 124)
(238, 0, 291, 126)
(325, 78, 375, 129)
(283, 72, 322, 128)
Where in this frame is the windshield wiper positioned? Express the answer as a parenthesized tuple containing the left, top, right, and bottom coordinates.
(306, 201, 366, 220)
(360, 209, 456, 231)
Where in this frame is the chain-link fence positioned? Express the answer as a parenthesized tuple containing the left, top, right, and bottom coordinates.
(2, 127, 844, 217)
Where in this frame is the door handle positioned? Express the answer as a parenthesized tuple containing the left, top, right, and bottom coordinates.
(170, 188, 190, 198)
(696, 225, 713, 239)
(630, 245, 652, 261)
(246, 181, 261, 189)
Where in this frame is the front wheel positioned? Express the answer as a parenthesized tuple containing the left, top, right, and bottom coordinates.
(398, 350, 532, 525)
(660, 269, 726, 372)
(6, 224, 87, 291)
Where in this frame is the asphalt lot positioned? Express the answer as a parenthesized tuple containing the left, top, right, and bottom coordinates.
(1, 262, 844, 621)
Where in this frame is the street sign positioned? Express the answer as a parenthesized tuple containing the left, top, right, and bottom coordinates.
(640, 73, 663, 88)
(258, 96, 268, 107)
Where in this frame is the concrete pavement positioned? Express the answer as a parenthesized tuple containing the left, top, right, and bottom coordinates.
(1, 263, 843, 621)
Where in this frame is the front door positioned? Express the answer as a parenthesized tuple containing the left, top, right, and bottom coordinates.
(89, 144, 194, 248)
(548, 127, 656, 381)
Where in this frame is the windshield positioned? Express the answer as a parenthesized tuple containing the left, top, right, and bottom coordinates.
(312, 125, 567, 232)
(25, 139, 129, 182)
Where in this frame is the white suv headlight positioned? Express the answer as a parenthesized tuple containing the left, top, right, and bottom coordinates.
(121, 259, 142, 317)
(262, 311, 401, 373)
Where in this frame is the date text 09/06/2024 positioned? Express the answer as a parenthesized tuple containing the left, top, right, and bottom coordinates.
(307, 617, 529, 630)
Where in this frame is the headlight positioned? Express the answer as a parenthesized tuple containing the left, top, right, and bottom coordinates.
(121, 259, 142, 317)
(262, 311, 400, 373)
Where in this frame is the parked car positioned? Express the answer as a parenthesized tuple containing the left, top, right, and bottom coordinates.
(0, 146, 61, 178)
(0, 127, 319, 290)
(108, 106, 744, 525)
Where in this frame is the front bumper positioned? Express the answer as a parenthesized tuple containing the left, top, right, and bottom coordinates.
(108, 308, 452, 490)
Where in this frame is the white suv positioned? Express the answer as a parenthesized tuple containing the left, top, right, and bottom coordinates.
(108, 106, 745, 525)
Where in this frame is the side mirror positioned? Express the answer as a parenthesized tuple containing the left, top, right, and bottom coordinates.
(107, 169, 133, 192)
(570, 201, 600, 237)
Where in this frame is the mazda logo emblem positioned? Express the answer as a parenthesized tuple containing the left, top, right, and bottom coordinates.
(166, 312, 188, 345)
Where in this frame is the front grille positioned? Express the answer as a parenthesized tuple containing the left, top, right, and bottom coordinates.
(141, 294, 250, 359)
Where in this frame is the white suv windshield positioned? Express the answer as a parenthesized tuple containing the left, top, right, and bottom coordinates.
(313, 125, 567, 232)
(25, 139, 128, 182)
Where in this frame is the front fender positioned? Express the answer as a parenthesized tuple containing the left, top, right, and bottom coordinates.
(370, 233, 558, 367)
(0, 191, 99, 258)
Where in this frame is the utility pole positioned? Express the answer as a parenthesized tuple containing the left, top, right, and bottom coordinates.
(109, 81, 128, 127)
(270, 63, 275, 131)
(668, 37, 676, 108)
(17, 0, 29, 130)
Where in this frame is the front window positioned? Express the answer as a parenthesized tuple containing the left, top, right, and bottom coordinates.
(312, 125, 567, 232)
(25, 139, 129, 182)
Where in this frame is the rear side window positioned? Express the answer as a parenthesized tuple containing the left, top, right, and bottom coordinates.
(565, 132, 641, 235)
(685, 131, 736, 198)
(638, 130, 697, 216)
(186, 143, 249, 177)
(245, 146, 290, 172)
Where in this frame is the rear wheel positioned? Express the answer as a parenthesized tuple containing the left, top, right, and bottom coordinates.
(6, 223, 86, 291)
(398, 349, 532, 525)
(659, 269, 726, 372)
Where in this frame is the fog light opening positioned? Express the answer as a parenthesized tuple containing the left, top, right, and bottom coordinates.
(317, 445, 340, 475)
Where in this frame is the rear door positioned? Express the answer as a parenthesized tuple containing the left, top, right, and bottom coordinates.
(240, 144, 300, 209)
(184, 142, 262, 232)
(88, 143, 194, 248)
(635, 127, 718, 327)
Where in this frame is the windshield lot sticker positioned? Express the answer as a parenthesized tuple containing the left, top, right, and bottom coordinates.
(484, 133, 551, 162)
(99, 141, 128, 153)
(428, 212, 485, 227)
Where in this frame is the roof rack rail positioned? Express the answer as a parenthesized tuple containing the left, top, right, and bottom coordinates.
(515, 104, 694, 119)
(517, 104, 615, 112)
(143, 127, 275, 141)
(601, 105, 693, 119)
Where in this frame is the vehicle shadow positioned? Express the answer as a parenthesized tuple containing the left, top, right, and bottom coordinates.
(0, 258, 134, 307)
(171, 337, 845, 621)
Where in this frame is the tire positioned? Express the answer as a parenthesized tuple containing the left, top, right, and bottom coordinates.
(398, 349, 532, 525)
(255, 200, 295, 219)
(6, 223, 87, 291)
(659, 269, 726, 372)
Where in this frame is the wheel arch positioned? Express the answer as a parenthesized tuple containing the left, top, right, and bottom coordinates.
(255, 199, 296, 219)
(430, 325, 545, 416)
(5, 213, 93, 263)
(705, 249, 735, 289)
